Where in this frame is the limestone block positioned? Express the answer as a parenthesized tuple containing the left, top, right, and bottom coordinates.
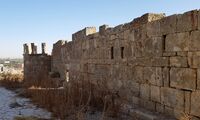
(174, 109, 186, 120)
(170, 57, 188, 67)
(160, 15, 177, 35)
(161, 87, 184, 110)
(125, 80, 140, 97)
(123, 29, 130, 40)
(177, 51, 188, 57)
(177, 10, 198, 32)
(150, 57, 169, 67)
(143, 37, 163, 57)
(190, 30, 200, 51)
(163, 52, 176, 57)
(140, 84, 150, 100)
(188, 52, 200, 68)
(132, 66, 144, 83)
(156, 103, 164, 113)
(132, 96, 139, 105)
(139, 99, 156, 111)
(132, 41, 143, 57)
(191, 91, 200, 117)
(131, 25, 147, 41)
(197, 69, 200, 89)
(170, 68, 196, 90)
(165, 32, 189, 52)
(150, 85, 161, 102)
(164, 106, 174, 117)
(144, 67, 162, 86)
(163, 67, 169, 87)
(185, 91, 191, 113)
(146, 20, 161, 37)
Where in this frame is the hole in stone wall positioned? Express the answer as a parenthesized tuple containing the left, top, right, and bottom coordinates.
(121, 47, 124, 59)
(111, 47, 114, 59)
(162, 35, 166, 51)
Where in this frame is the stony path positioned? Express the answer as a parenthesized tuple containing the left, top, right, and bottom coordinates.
(0, 87, 52, 120)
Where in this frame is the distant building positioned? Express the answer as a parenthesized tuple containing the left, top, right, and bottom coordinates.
(4, 61, 10, 64)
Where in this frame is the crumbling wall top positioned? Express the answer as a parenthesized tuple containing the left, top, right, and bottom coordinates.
(72, 27, 96, 41)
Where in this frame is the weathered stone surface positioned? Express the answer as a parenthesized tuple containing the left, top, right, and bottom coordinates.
(177, 51, 188, 57)
(146, 21, 161, 37)
(165, 32, 190, 52)
(177, 10, 198, 32)
(150, 57, 169, 67)
(155, 103, 164, 113)
(163, 52, 176, 57)
(161, 87, 184, 110)
(188, 52, 200, 68)
(170, 57, 188, 67)
(131, 66, 144, 83)
(150, 85, 160, 102)
(185, 91, 191, 113)
(163, 67, 169, 87)
(24, 10, 200, 119)
(143, 37, 163, 57)
(191, 91, 200, 117)
(140, 84, 150, 100)
(190, 30, 200, 51)
(164, 106, 174, 117)
(139, 99, 156, 111)
(197, 69, 200, 90)
(170, 68, 196, 90)
(160, 15, 177, 35)
(144, 67, 162, 86)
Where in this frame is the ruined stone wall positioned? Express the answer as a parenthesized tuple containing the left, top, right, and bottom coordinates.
(58, 10, 200, 119)
(23, 43, 51, 87)
(23, 9, 200, 119)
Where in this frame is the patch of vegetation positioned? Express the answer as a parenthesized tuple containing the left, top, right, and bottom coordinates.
(14, 116, 46, 120)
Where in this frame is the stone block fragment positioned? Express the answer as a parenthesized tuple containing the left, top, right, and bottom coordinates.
(170, 68, 196, 90)
(140, 84, 150, 100)
(185, 91, 191, 113)
(163, 67, 169, 87)
(165, 32, 189, 52)
(132, 66, 144, 83)
(177, 51, 188, 57)
(156, 103, 164, 113)
(188, 52, 200, 68)
(164, 106, 174, 117)
(139, 99, 156, 111)
(144, 67, 162, 86)
(143, 37, 163, 57)
(146, 21, 161, 37)
(161, 87, 184, 110)
(197, 69, 200, 90)
(177, 10, 198, 32)
(190, 30, 200, 51)
(191, 90, 200, 117)
(170, 57, 188, 67)
(150, 85, 161, 102)
(163, 52, 176, 57)
(150, 57, 169, 67)
(160, 15, 177, 35)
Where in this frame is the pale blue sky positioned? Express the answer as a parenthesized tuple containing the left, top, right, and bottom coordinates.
(0, 0, 200, 58)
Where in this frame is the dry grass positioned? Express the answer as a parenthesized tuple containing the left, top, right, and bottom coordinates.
(0, 73, 123, 119)
(0, 73, 23, 89)
(24, 79, 122, 119)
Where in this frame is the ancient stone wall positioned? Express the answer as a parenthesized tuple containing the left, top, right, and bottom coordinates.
(24, 9, 200, 119)
(23, 43, 51, 87)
